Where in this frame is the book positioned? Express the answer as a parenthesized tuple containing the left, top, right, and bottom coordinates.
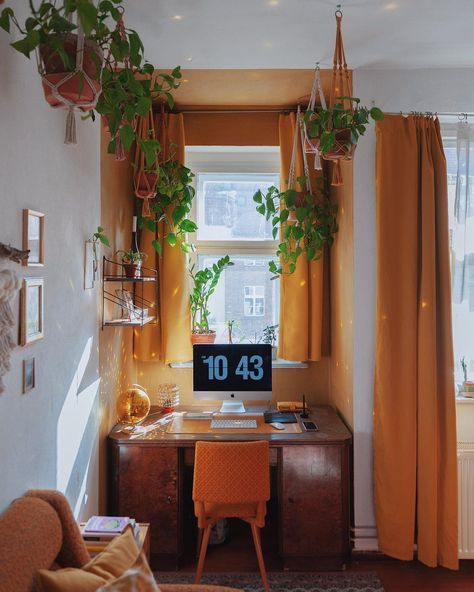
(84, 515, 130, 534)
(81, 519, 140, 541)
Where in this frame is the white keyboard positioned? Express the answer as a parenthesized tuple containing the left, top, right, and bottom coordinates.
(210, 419, 258, 429)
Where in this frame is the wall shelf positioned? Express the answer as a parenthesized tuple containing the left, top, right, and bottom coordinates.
(101, 257, 158, 329)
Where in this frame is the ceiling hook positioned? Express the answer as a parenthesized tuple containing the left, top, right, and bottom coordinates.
(335, 3, 343, 17)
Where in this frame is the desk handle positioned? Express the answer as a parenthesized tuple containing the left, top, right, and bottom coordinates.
(167, 496, 173, 504)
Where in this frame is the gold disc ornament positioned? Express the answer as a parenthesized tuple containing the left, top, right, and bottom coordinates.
(117, 384, 151, 425)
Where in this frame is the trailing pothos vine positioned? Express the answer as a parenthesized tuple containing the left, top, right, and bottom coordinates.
(253, 176, 338, 276)
(139, 157, 197, 255)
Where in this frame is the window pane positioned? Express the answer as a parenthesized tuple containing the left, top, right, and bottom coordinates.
(198, 254, 279, 344)
(196, 173, 279, 241)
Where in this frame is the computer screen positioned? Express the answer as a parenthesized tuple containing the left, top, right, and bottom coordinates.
(193, 344, 272, 413)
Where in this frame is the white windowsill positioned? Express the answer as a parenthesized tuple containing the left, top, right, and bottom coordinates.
(456, 395, 474, 404)
(169, 359, 308, 369)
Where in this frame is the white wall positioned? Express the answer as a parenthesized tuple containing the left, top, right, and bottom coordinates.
(352, 68, 474, 549)
(0, 1, 101, 519)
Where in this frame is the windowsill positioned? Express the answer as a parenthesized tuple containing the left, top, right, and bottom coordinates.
(456, 395, 474, 404)
(169, 359, 308, 369)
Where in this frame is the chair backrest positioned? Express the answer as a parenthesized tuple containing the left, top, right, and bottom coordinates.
(192, 440, 270, 504)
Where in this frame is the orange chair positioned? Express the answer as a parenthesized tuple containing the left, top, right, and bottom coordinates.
(192, 440, 270, 592)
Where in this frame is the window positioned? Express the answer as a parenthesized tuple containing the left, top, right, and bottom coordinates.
(244, 286, 265, 317)
(442, 123, 474, 387)
(186, 146, 280, 345)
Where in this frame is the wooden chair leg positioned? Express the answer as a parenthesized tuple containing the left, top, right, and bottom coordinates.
(250, 523, 269, 592)
(195, 525, 211, 584)
(196, 527, 204, 559)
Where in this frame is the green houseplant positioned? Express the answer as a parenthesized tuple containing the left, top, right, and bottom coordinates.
(116, 248, 147, 278)
(303, 97, 383, 159)
(139, 157, 197, 255)
(460, 356, 474, 397)
(189, 255, 234, 344)
(253, 176, 338, 276)
(262, 324, 278, 360)
(0, 1, 181, 151)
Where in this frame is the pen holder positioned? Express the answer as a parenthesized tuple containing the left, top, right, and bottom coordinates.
(156, 384, 180, 412)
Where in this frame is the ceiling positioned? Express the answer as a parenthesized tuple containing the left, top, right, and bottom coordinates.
(125, 0, 474, 70)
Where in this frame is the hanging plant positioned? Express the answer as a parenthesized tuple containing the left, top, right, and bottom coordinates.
(301, 8, 383, 185)
(139, 157, 198, 255)
(0, 1, 181, 146)
(254, 177, 337, 276)
(303, 97, 383, 158)
(254, 107, 338, 276)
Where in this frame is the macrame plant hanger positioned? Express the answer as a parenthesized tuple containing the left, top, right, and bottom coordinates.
(40, 13, 102, 145)
(133, 108, 159, 218)
(303, 64, 327, 171)
(324, 6, 354, 186)
(288, 106, 313, 221)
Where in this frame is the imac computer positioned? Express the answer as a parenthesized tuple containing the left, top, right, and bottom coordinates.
(193, 344, 272, 413)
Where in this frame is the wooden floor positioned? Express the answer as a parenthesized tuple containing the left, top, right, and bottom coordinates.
(178, 520, 474, 592)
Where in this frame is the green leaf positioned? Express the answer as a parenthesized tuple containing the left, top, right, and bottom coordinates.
(319, 130, 336, 154)
(0, 8, 14, 32)
(136, 96, 151, 117)
(256, 204, 266, 216)
(151, 239, 162, 256)
(119, 124, 135, 152)
(253, 190, 263, 203)
(289, 263, 296, 274)
(166, 232, 177, 247)
(272, 227, 279, 240)
(280, 209, 289, 223)
(180, 219, 198, 233)
(77, 0, 98, 36)
(370, 106, 384, 121)
(296, 207, 307, 223)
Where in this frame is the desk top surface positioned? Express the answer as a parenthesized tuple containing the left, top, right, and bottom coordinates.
(109, 405, 352, 446)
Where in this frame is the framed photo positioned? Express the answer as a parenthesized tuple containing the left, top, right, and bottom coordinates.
(20, 277, 44, 346)
(23, 357, 35, 393)
(22, 209, 44, 266)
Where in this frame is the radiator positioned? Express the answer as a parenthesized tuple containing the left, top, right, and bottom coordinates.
(458, 443, 474, 558)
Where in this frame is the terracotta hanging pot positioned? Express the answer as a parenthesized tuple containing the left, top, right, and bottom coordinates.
(191, 331, 217, 345)
(40, 33, 102, 110)
(135, 171, 159, 199)
(322, 128, 355, 161)
(287, 192, 308, 222)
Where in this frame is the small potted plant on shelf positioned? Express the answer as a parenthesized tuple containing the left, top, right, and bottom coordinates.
(116, 249, 147, 279)
(262, 324, 279, 360)
(253, 177, 338, 276)
(139, 157, 197, 255)
(303, 97, 384, 160)
(460, 357, 474, 397)
(189, 256, 234, 345)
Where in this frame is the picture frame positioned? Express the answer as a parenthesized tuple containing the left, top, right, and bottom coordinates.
(23, 357, 35, 393)
(22, 209, 44, 267)
(20, 277, 44, 346)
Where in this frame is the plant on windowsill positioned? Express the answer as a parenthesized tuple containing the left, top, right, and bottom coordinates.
(116, 248, 147, 279)
(139, 157, 197, 255)
(225, 319, 240, 344)
(262, 324, 279, 360)
(0, 1, 181, 149)
(253, 176, 338, 276)
(189, 255, 234, 345)
(303, 97, 384, 160)
(460, 356, 474, 397)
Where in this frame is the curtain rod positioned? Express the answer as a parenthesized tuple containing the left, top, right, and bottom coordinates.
(168, 108, 474, 118)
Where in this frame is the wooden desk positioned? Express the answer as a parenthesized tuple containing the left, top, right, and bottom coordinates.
(108, 405, 352, 571)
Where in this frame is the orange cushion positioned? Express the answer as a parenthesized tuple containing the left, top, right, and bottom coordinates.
(96, 553, 158, 591)
(35, 528, 151, 592)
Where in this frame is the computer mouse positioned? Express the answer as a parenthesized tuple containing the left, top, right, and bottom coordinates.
(270, 422, 285, 430)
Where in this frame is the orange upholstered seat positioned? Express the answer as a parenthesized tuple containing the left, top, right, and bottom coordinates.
(192, 441, 270, 592)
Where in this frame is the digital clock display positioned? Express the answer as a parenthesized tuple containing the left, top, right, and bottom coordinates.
(193, 344, 272, 392)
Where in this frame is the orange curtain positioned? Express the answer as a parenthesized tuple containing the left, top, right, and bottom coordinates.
(134, 113, 192, 364)
(374, 115, 458, 569)
(278, 113, 324, 361)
